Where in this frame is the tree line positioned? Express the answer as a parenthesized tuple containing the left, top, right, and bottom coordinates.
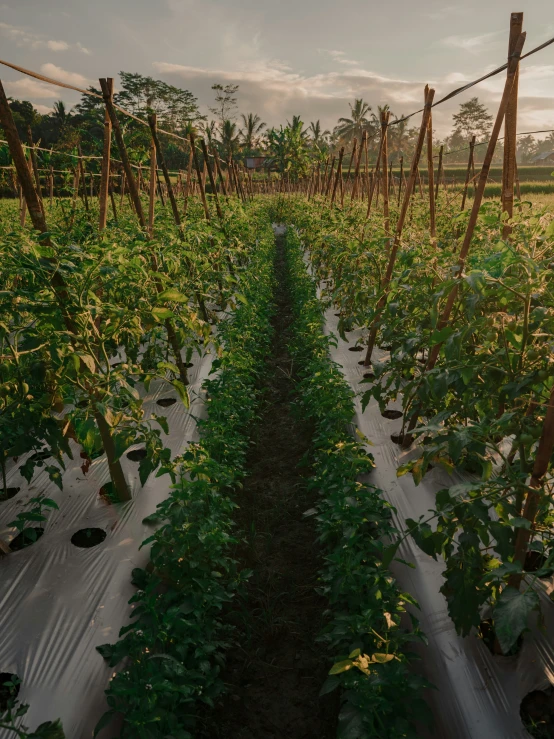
(2, 71, 553, 183)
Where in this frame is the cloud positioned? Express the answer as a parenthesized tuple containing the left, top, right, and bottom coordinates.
(319, 49, 360, 66)
(151, 56, 554, 138)
(4, 77, 59, 99)
(47, 40, 69, 51)
(40, 63, 90, 87)
(442, 31, 502, 54)
(0, 22, 90, 55)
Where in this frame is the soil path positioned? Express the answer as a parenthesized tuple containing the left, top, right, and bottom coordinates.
(208, 234, 336, 739)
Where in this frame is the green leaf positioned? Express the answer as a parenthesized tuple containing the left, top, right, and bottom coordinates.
(158, 288, 188, 302)
(172, 380, 190, 408)
(430, 326, 453, 345)
(152, 307, 174, 322)
(329, 659, 353, 675)
(494, 586, 539, 654)
(370, 653, 395, 663)
(381, 540, 401, 568)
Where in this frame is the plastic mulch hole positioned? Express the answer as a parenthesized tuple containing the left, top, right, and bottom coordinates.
(348, 346, 364, 352)
(478, 618, 523, 657)
(127, 448, 147, 462)
(0, 673, 20, 711)
(185, 362, 194, 368)
(157, 397, 177, 408)
(390, 433, 405, 445)
(363, 372, 374, 380)
(29, 450, 50, 462)
(520, 688, 554, 738)
(524, 550, 549, 574)
(382, 409, 403, 420)
(10, 528, 44, 551)
(0, 487, 20, 501)
(71, 528, 107, 548)
(334, 313, 341, 317)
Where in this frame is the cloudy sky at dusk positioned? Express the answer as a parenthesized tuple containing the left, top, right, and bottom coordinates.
(0, 0, 553, 136)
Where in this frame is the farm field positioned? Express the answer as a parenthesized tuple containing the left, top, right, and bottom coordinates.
(1, 7, 554, 739)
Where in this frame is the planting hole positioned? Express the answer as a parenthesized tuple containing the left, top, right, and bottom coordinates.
(478, 618, 523, 656)
(185, 362, 194, 368)
(10, 528, 44, 551)
(524, 550, 550, 574)
(349, 346, 364, 352)
(29, 450, 50, 463)
(363, 372, 374, 379)
(390, 433, 405, 445)
(71, 528, 107, 548)
(1, 487, 20, 501)
(334, 313, 341, 317)
(0, 673, 20, 711)
(520, 688, 554, 738)
(382, 409, 403, 420)
(127, 448, 147, 462)
(157, 397, 177, 408)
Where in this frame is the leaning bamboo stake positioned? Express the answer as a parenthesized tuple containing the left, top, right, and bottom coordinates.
(461, 135, 476, 211)
(98, 78, 113, 230)
(100, 77, 146, 228)
(363, 86, 436, 367)
(183, 148, 193, 218)
(401, 31, 527, 443)
(351, 131, 366, 201)
(324, 156, 336, 198)
(425, 85, 436, 241)
(502, 12, 523, 238)
(212, 149, 228, 197)
(330, 147, 345, 207)
(49, 165, 54, 206)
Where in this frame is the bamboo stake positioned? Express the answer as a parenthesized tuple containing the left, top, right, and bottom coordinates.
(363, 86, 436, 367)
(100, 77, 146, 228)
(435, 145, 443, 201)
(461, 135, 476, 211)
(380, 111, 390, 239)
(351, 131, 366, 201)
(397, 155, 404, 207)
(330, 148, 345, 207)
(401, 31, 527, 445)
(99, 78, 113, 230)
(77, 144, 89, 212)
(425, 85, 436, 241)
(26, 127, 45, 218)
(148, 134, 156, 236)
(502, 12, 523, 238)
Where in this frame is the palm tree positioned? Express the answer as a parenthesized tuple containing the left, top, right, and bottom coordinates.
(202, 120, 218, 148)
(334, 99, 375, 145)
(52, 100, 68, 128)
(308, 120, 331, 147)
(241, 113, 266, 151)
(219, 119, 241, 158)
(287, 115, 308, 139)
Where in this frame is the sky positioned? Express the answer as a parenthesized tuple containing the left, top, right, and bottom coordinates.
(0, 0, 553, 138)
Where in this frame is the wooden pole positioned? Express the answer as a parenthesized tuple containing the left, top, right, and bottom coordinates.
(100, 77, 146, 229)
(99, 77, 113, 230)
(363, 86, 436, 367)
(330, 147, 345, 206)
(148, 131, 156, 236)
(502, 12, 523, 238)
(397, 155, 404, 207)
(461, 136, 476, 211)
(435, 144, 443, 201)
(77, 144, 89, 212)
(425, 85, 436, 241)
(380, 111, 390, 239)
(351, 131, 366, 201)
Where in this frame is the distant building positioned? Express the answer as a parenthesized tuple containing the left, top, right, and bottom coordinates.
(532, 151, 554, 164)
(245, 156, 268, 170)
